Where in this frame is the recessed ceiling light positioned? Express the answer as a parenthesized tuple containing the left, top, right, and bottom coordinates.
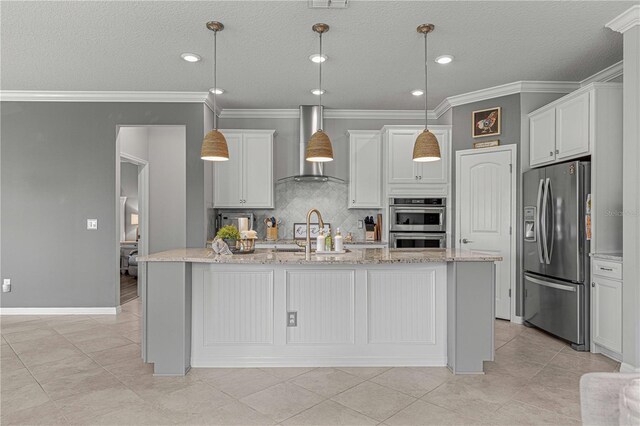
(311, 89, 325, 95)
(309, 54, 327, 63)
(435, 55, 453, 64)
(411, 89, 424, 96)
(181, 53, 201, 63)
(209, 88, 225, 94)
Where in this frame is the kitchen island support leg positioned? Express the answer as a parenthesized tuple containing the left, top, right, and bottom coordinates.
(146, 262, 192, 375)
(447, 261, 495, 374)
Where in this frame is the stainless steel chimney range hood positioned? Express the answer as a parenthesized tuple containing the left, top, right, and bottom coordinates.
(278, 105, 344, 183)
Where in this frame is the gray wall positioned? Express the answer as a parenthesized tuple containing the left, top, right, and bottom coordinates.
(120, 161, 139, 241)
(1, 102, 205, 308)
(450, 94, 522, 314)
(148, 126, 187, 253)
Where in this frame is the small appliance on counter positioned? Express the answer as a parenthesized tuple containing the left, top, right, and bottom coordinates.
(215, 211, 255, 234)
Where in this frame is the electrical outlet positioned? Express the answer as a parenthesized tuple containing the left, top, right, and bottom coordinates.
(2, 279, 11, 293)
(357, 220, 364, 229)
(287, 311, 297, 327)
(87, 219, 98, 230)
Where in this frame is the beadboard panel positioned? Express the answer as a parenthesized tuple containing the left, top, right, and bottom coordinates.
(368, 269, 437, 344)
(286, 270, 355, 344)
(202, 271, 274, 344)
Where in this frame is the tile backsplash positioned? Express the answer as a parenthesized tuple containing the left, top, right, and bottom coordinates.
(210, 180, 382, 240)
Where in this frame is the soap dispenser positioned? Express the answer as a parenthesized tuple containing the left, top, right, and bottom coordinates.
(316, 230, 326, 253)
(334, 228, 344, 252)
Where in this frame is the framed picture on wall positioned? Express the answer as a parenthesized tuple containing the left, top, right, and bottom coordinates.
(472, 107, 501, 138)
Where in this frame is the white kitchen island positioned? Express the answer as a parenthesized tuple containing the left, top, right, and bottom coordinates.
(138, 248, 501, 376)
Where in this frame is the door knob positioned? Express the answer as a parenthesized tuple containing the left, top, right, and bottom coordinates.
(462, 238, 473, 244)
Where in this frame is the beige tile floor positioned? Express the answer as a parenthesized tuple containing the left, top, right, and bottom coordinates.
(1, 299, 620, 425)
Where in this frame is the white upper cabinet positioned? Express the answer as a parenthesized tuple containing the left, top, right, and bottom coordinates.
(348, 130, 382, 209)
(242, 132, 274, 208)
(385, 126, 450, 186)
(213, 132, 243, 208)
(529, 83, 620, 168)
(530, 108, 556, 167)
(214, 130, 274, 209)
(556, 91, 590, 159)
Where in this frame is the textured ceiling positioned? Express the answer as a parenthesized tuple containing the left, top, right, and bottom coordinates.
(1, 1, 633, 109)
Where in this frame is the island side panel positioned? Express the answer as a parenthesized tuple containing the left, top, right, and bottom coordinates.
(147, 262, 192, 376)
(447, 261, 495, 374)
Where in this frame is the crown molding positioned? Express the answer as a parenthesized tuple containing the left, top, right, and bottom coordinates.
(219, 109, 300, 119)
(606, 5, 640, 34)
(433, 81, 580, 117)
(580, 60, 624, 86)
(218, 109, 435, 120)
(0, 90, 210, 104)
(0, 80, 582, 119)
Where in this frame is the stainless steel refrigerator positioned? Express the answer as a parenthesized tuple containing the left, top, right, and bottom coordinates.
(523, 161, 591, 350)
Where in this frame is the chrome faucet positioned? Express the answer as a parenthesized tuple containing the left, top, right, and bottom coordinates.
(302, 208, 324, 259)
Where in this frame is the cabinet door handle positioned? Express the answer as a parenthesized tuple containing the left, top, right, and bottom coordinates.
(555, 149, 559, 154)
(550, 151, 553, 156)
(352, 200, 355, 204)
(419, 176, 422, 180)
(592, 282, 595, 287)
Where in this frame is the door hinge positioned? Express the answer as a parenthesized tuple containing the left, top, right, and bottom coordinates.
(508, 288, 511, 298)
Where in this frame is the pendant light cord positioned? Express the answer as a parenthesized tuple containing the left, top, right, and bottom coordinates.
(318, 32, 323, 131)
(213, 29, 218, 130)
(424, 32, 428, 131)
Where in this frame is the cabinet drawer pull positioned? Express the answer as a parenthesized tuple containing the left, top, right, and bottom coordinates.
(599, 267, 613, 271)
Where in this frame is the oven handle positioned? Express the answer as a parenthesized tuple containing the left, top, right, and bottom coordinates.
(391, 233, 446, 240)
(390, 207, 445, 213)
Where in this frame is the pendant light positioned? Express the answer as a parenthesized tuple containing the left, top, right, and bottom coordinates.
(201, 21, 229, 162)
(305, 23, 334, 163)
(413, 24, 441, 162)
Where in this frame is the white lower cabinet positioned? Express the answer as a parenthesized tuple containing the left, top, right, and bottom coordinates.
(213, 130, 274, 208)
(592, 258, 623, 355)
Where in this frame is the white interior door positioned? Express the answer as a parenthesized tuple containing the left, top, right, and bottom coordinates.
(457, 147, 515, 320)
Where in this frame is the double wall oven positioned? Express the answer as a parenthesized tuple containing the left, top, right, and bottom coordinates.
(389, 198, 446, 248)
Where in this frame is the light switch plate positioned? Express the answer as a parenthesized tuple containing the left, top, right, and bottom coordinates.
(2, 279, 10, 293)
(87, 219, 98, 230)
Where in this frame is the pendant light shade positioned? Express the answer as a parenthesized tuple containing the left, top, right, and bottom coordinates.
(306, 130, 334, 162)
(201, 21, 228, 162)
(413, 23, 441, 162)
(413, 130, 441, 162)
(201, 129, 229, 161)
(305, 23, 334, 163)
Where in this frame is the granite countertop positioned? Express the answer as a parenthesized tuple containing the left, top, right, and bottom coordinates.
(138, 248, 502, 264)
(590, 252, 623, 262)
(207, 239, 386, 246)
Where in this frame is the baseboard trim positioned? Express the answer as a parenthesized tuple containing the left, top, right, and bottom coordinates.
(0, 307, 119, 315)
(620, 362, 640, 373)
(511, 316, 524, 325)
(191, 356, 448, 368)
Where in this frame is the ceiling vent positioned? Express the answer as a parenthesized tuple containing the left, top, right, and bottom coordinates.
(308, 0, 348, 9)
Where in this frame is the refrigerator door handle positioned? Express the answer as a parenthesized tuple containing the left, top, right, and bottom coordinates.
(541, 178, 551, 264)
(536, 179, 545, 264)
(546, 178, 555, 262)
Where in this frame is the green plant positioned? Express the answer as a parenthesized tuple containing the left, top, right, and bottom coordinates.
(216, 225, 241, 241)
